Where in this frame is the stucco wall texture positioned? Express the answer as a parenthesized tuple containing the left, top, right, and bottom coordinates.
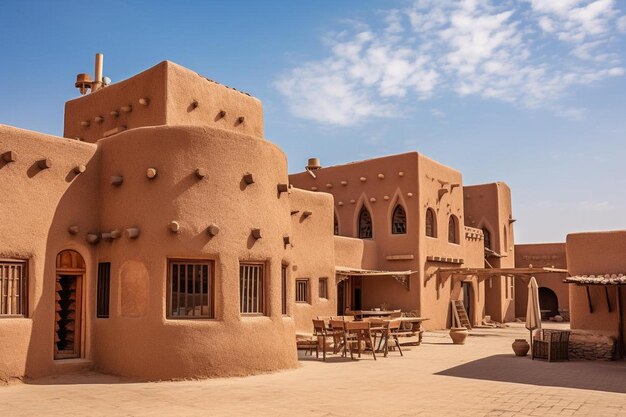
(566, 231, 626, 340)
(1, 59, 521, 382)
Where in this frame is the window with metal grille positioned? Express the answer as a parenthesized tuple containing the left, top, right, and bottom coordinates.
(318, 277, 328, 299)
(448, 215, 459, 244)
(426, 208, 436, 237)
(0, 259, 27, 316)
(96, 262, 111, 318)
(392, 204, 407, 234)
(281, 265, 288, 315)
(358, 206, 372, 238)
(167, 259, 214, 319)
(295, 279, 309, 303)
(240, 263, 265, 315)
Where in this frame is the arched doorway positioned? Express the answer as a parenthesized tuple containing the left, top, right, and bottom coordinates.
(55, 250, 86, 359)
(538, 287, 559, 319)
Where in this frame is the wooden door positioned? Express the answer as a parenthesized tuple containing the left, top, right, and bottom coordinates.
(55, 250, 85, 360)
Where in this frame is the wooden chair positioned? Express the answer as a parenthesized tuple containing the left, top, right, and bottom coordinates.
(383, 320, 404, 357)
(532, 329, 570, 362)
(345, 321, 377, 360)
(329, 320, 348, 356)
(312, 319, 331, 361)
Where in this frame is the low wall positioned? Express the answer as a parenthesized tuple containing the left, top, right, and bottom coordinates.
(569, 330, 616, 361)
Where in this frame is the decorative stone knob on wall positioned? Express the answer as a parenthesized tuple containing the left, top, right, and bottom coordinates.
(146, 168, 158, 179)
(73, 165, 86, 174)
(169, 221, 181, 233)
(126, 228, 140, 239)
(195, 168, 206, 179)
(111, 175, 123, 186)
(68, 225, 79, 235)
(207, 223, 220, 237)
(37, 159, 52, 170)
(86, 233, 100, 244)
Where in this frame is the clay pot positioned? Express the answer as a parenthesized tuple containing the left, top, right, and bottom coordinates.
(512, 339, 530, 357)
(449, 327, 469, 344)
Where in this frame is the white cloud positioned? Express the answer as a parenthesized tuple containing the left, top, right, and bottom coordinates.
(275, 0, 626, 126)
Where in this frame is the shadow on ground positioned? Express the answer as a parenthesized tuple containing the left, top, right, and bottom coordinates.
(436, 354, 626, 394)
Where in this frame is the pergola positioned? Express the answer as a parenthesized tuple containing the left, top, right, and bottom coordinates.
(432, 266, 569, 282)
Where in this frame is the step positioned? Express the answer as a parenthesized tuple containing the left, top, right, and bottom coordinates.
(51, 358, 93, 375)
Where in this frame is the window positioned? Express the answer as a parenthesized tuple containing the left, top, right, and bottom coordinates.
(0, 259, 27, 316)
(482, 227, 491, 250)
(319, 277, 328, 299)
(448, 215, 458, 244)
(240, 263, 265, 315)
(503, 225, 508, 251)
(295, 279, 309, 303)
(426, 208, 436, 237)
(281, 265, 288, 315)
(358, 206, 372, 238)
(391, 204, 407, 234)
(168, 259, 214, 319)
(96, 262, 111, 318)
(333, 212, 339, 236)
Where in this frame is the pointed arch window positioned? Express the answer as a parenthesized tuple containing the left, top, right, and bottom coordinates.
(333, 212, 339, 236)
(426, 208, 436, 237)
(391, 205, 407, 234)
(482, 227, 491, 250)
(448, 215, 459, 244)
(358, 206, 372, 239)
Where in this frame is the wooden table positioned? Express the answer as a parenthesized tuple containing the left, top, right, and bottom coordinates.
(360, 310, 397, 317)
(363, 317, 429, 345)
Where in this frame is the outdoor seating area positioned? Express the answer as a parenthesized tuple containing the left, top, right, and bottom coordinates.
(298, 312, 428, 361)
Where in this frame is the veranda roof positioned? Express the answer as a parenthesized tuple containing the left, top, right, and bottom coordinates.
(564, 274, 626, 285)
(433, 266, 568, 280)
(335, 266, 418, 290)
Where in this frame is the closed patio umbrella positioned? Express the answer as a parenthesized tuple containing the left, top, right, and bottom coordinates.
(526, 276, 542, 352)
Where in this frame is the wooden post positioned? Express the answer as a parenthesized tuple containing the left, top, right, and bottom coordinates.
(617, 287, 624, 359)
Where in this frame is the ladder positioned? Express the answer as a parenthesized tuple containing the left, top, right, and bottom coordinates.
(451, 300, 472, 330)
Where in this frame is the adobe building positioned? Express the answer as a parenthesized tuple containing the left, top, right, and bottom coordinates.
(564, 231, 626, 360)
(290, 159, 517, 329)
(0, 55, 521, 382)
(0, 56, 338, 382)
(514, 243, 569, 321)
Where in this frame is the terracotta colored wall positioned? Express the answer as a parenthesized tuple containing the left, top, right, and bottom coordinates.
(91, 125, 297, 379)
(463, 183, 515, 322)
(566, 231, 626, 338)
(64, 61, 263, 143)
(288, 188, 336, 332)
(514, 243, 568, 318)
(0, 125, 98, 382)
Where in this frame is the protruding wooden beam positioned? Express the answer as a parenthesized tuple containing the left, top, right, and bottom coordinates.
(251, 228, 262, 239)
(243, 173, 255, 185)
(195, 168, 206, 179)
(37, 159, 52, 170)
(111, 175, 123, 186)
(302, 211, 312, 218)
(283, 235, 291, 245)
(277, 183, 289, 194)
(139, 97, 150, 106)
(86, 233, 100, 244)
(110, 229, 122, 239)
(73, 164, 86, 174)
(207, 223, 220, 237)
(1, 151, 16, 163)
(121, 105, 132, 113)
(68, 225, 79, 235)
(126, 227, 140, 239)
(146, 168, 158, 179)
(169, 221, 181, 233)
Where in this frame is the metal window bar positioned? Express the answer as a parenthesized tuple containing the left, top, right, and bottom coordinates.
(167, 260, 212, 319)
(240, 263, 264, 314)
(96, 262, 111, 318)
(296, 279, 309, 303)
(392, 205, 407, 234)
(1, 261, 26, 316)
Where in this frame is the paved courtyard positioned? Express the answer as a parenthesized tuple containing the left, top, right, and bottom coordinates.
(1, 323, 624, 416)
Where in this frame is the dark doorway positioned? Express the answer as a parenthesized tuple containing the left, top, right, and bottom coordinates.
(462, 282, 472, 322)
(55, 250, 85, 360)
(538, 287, 559, 319)
(352, 277, 362, 311)
(337, 279, 345, 316)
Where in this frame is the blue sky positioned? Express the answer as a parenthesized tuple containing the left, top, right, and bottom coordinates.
(1, 0, 625, 243)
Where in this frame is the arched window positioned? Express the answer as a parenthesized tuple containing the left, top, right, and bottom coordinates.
(482, 227, 491, 250)
(426, 208, 436, 237)
(448, 215, 458, 244)
(333, 212, 339, 236)
(358, 206, 372, 239)
(391, 205, 407, 234)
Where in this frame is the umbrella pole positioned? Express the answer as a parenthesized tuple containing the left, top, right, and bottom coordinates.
(529, 329, 533, 356)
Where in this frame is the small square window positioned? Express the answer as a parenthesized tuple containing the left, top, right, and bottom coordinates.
(295, 279, 309, 303)
(240, 263, 266, 315)
(168, 259, 214, 319)
(0, 259, 28, 316)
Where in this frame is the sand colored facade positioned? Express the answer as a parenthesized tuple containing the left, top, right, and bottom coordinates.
(463, 183, 516, 323)
(514, 243, 569, 320)
(1, 58, 522, 382)
(565, 231, 626, 341)
(289, 156, 515, 329)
